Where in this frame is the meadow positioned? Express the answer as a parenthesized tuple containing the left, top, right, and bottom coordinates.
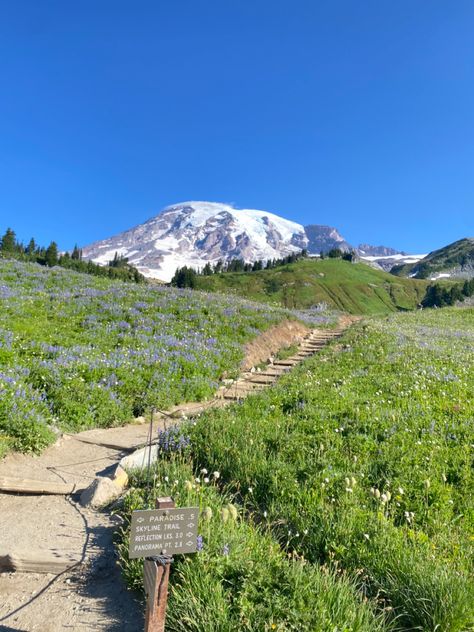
(120, 307, 474, 631)
(0, 259, 333, 455)
(195, 258, 428, 314)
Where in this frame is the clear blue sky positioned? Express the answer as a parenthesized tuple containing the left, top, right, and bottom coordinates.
(1, 1, 473, 253)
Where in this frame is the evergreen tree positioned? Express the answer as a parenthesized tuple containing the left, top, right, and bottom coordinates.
(71, 244, 82, 260)
(342, 250, 356, 262)
(26, 238, 37, 256)
(462, 278, 474, 297)
(45, 241, 59, 267)
(0, 228, 17, 253)
(171, 266, 197, 288)
(202, 262, 213, 276)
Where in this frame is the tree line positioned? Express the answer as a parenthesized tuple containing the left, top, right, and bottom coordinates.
(421, 278, 474, 308)
(170, 250, 311, 288)
(0, 227, 145, 283)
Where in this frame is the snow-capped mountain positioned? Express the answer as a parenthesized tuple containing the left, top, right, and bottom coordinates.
(360, 252, 427, 272)
(82, 202, 308, 281)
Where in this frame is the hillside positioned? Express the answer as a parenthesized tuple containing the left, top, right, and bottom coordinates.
(120, 307, 474, 630)
(195, 258, 428, 314)
(0, 259, 309, 456)
(391, 237, 474, 279)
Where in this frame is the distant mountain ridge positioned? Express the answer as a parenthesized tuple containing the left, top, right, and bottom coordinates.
(391, 237, 474, 280)
(81, 201, 412, 281)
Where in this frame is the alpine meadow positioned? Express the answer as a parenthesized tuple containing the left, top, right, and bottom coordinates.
(1, 4, 474, 631)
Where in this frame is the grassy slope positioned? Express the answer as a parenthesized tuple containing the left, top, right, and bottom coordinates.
(0, 259, 297, 455)
(392, 237, 474, 278)
(120, 307, 474, 630)
(195, 258, 428, 315)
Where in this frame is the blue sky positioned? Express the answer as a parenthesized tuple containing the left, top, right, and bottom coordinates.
(0, 1, 473, 253)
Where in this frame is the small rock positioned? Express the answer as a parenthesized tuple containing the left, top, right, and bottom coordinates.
(80, 477, 123, 509)
(119, 445, 159, 471)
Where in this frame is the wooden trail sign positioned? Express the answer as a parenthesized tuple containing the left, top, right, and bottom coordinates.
(129, 505, 199, 559)
(130, 497, 199, 632)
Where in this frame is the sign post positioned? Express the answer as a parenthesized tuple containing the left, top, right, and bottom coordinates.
(129, 497, 199, 632)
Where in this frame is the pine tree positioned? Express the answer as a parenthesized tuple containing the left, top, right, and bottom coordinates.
(26, 238, 37, 256)
(202, 262, 213, 276)
(71, 244, 81, 260)
(0, 228, 17, 253)
(45, 241, 59, 267)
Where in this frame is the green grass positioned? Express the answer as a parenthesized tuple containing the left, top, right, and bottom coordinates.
(118, 307, 474, 630)
(195, 258, 428, 314)
(118, 459, 389, 632)
(184, 307, 474, 630)
(1, 258, 311, 454)
(392, 237, 474, 279)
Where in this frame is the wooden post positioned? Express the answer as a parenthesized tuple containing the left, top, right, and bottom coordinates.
(144, 497, 175, 632)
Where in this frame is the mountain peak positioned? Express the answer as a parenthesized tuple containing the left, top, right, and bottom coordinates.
(82, 201, 308, 281)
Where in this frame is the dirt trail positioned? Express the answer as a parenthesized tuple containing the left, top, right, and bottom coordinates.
(0, 321, 351, 631)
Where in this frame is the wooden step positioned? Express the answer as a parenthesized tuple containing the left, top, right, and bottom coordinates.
(0, 550, 81, 574)
(273, 360, 299, 366)
(0, 476, 85, 496)
(248, 376, 277, 384)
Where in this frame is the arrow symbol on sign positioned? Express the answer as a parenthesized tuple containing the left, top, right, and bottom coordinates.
(186, 532, 193, 537)
(186, 541, 193, 546)
(187, 523, 195, 528)
(137, 517, 144, 523)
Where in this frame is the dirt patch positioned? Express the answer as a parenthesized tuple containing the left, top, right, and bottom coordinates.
(242, 319, 310, 371)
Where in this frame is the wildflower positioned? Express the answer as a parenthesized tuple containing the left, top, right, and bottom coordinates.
(200, 468, 208, 475)
(248, 487, 253, 494)
(222, 543, 230, 556)
(263, 510, 268, 518)
(202, 507, 213, 521)
(398, 487, 404, 495)
(203, 477, 210, 484)
(184, 480, 193, 491)
(227, 504, 238, 521)
(220, 508, 230, 523)
(195, 477, 200, 483)
(164, 476, 169, 482)
(363, 533, 370, 540)
(213, 471, 220, 480)
(196, 535, 204, 552)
